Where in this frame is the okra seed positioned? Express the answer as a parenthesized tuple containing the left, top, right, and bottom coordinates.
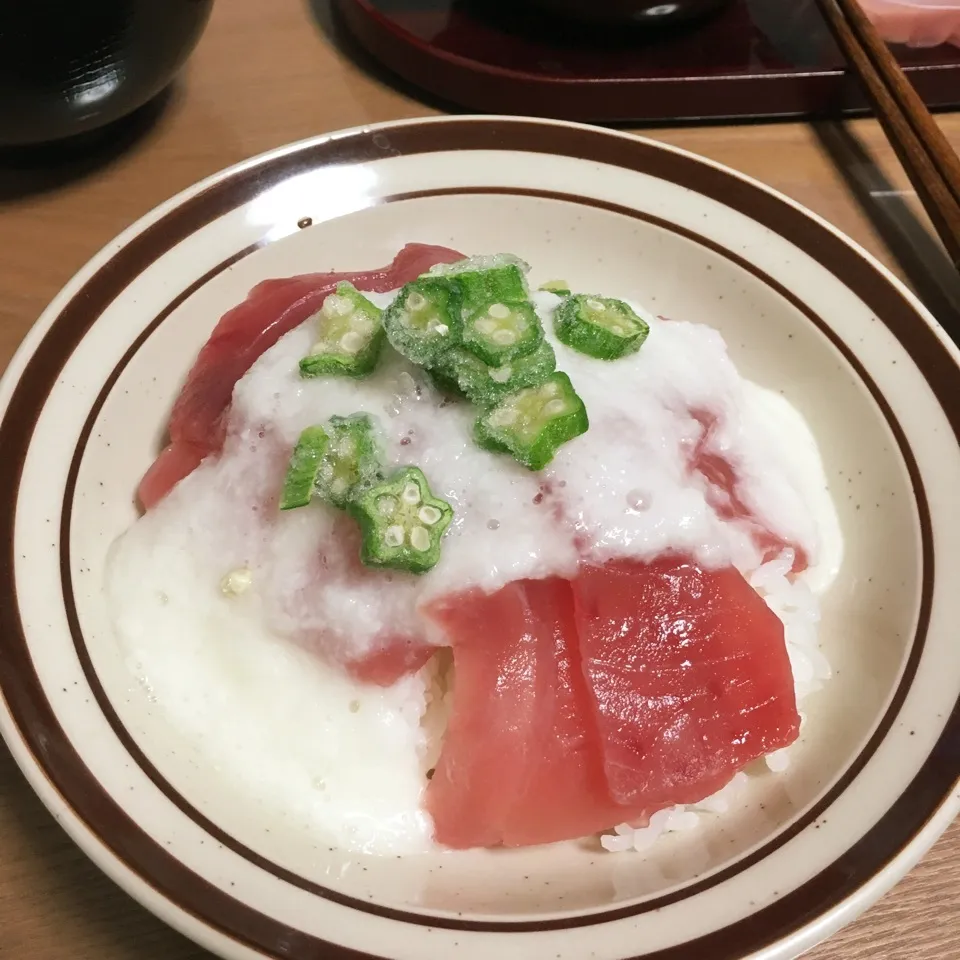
(378, 496, 397, 516)
(407, 292, 427, 311)
(492, 329, 517, 346)
(323, 294, 353, 318)
(384, 525, 405, 547)
(611, 325, 626, 336)
(492, 407, 519, 427)
(435, 323, 450, 336)
(475, 317, 498, 335)
(402, 482, 422, 504)
(488, 303, 511, 319)
(331, 478, 349, 496)
(489, 365, 513, 383)
(419, 505, 442, 525)
(340, 331, 364, 354)
(543, 399, 567, 416)
(542, 381, 561, 398)
(353, 316, 375, 335)
(410, 526, 431, 552)
(586, 299, 605, 312)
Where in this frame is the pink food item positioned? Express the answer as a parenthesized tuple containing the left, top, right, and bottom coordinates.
(423, 559, 800, 849)
(572, 557, 800, 810)
(424, 577, 638, 849)
(690, 409, 808, 573)
(860, 0, 960, 47)
(344, 640, 437, 687)
(139, 243, 465, 509)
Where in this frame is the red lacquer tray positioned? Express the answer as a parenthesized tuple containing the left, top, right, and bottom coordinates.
(336, 0, 960, 121)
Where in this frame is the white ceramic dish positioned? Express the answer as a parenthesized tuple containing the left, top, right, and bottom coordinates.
(2, 116, 960, 960)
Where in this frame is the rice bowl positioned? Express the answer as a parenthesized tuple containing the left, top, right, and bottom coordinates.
(0, 116, 958, 960)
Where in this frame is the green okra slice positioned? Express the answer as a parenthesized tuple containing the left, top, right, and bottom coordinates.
(426, 364, 466, 399)
(474, 371, 588, 471)
(539, 280, 571, 296)
(280, 426, 330, 510)
(438, 340, 556, 407)
(349, 466, 454, 574)
(553, 294, 649, 361)
(299, 283, 385, 378)
(427, 254, 529, 307)
(462, 300, 543, 367)
(382, 277, 462, 367)
(316, 413, 383, 509)
(455, 264, 529, 314)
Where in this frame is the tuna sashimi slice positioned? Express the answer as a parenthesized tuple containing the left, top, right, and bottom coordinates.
(423, 581, 546, 849)
(424, 577, 652, 849)
(497, 579, 649, 847)
(573, 557, 800, 810)
(690, 409, 808, 573)
(344, 639, 437, 687)
(140, 242, 465, 509)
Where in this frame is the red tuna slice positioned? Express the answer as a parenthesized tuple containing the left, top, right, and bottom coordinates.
(573, 557, 800, 810)
(497, 579, 651, 847)
(344, 639, 437, 687)
(139, 243, 464, 509)
(424, 578, 648, 849)
(138, 437, 213, 512)
(423, 581, 546, 849)
(690, 409, 808, 573)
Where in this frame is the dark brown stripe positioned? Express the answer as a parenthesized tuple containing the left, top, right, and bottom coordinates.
(0, 119, 956, 960)
(59, 184, 932, 936)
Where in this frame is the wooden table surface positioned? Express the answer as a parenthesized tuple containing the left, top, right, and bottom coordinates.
(2, 1, 960, 958)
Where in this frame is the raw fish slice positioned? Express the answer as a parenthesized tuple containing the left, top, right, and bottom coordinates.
(573, 557, 800, 809)
(140, 243, 464, 509)
(690, 409, 808, 572)
(139, 437, 211, 512)
(498, 579, 649, 847)
(169, 243, 464, 452)
(344, 639, 437, 687)
(423, 582, 547, 849)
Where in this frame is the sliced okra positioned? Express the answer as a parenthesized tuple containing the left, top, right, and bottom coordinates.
(316, 413, 383, 509)
(382, 277, 462, 367)
(474, 371, 588, 470)
(299, 283, 385, 378)
(438, 340, 556, 407)
(538, 280, 571, 296)
(553, 294, 649, 361)
(462, 300, 542, 366)
(349, 467, 454, 574)
(280, 426, 330, 510)
(428, 254, 529, 308)
(455, 264, 529, 315)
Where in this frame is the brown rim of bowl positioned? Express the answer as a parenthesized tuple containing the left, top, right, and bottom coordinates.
(0, 118, 955, 960)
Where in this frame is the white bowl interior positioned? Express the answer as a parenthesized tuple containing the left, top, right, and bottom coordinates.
(67, 193, 920, 918)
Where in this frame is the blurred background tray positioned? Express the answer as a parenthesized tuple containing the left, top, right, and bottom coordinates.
(336, 0, 960, 122)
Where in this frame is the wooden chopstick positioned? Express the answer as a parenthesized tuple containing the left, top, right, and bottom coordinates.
(814, 0, 960, 269)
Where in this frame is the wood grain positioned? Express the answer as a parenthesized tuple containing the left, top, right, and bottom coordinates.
(1, 1, 959, 957)
(815, 0, 960, 269)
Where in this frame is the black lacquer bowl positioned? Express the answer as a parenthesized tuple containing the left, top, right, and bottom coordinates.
(0, 0, 213, 147)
